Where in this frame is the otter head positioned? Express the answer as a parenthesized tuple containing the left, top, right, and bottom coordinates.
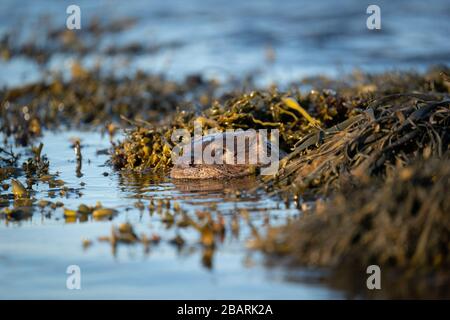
(170, 130, 283, 180)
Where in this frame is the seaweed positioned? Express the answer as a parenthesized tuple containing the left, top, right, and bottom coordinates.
(111, 84, 361, 172)
(254, 157, 450, 298)
(265, 93, 450, 195)
(0, 68, 218, 145)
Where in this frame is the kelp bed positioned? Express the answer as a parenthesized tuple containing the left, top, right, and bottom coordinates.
(110, 68, 450, 298)
(110, 68, 449, 173)
(0, 69, 218, 146)
(1, 65, 450, 298)
(256, 158, 450, 298)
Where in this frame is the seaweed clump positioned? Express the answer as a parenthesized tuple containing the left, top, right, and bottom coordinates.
(111, 68, 450, 176)
(0, 68, 217, 146)
(111, 88, 360, 172)
(249, 70, 450, 298)
(266, 92, 450, 195)
(256, 157, 450, 298)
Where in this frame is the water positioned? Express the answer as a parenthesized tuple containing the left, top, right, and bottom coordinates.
(0, 130, 342, 299)
(0, 0, 449, 87)
(0, 0, 449, 299)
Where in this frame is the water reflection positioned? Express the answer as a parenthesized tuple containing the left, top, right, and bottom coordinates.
(0, 130, 335, 299)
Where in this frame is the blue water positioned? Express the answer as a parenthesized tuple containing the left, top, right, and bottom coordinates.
(0, 130, 341, 299)
(0, 0, 449, 87)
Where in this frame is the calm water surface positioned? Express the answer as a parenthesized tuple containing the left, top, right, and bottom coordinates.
(0, 130, 342, 299)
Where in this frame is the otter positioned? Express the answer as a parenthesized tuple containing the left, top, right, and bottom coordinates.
(170, 130, 283, 179)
